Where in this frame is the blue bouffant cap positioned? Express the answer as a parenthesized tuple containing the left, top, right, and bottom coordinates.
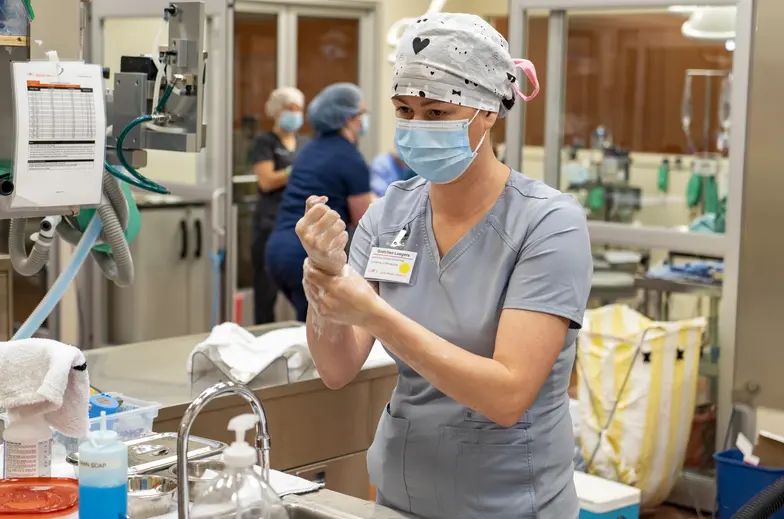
(307, 83, 363, 133)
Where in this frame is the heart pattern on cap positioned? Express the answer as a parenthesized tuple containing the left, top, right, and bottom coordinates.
(412, 37, 430, 54)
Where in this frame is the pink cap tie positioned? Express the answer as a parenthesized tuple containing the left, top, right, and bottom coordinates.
(511, 58, 540, 102)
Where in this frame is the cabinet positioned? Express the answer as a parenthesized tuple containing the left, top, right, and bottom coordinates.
(287, 452, 369, 500)
(109, 204, 211, 343)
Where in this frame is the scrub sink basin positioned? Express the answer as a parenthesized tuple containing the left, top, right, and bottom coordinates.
(284, 501, 361, 519)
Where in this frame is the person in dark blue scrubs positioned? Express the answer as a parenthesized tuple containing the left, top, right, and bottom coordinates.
(265, 83, 373, 321)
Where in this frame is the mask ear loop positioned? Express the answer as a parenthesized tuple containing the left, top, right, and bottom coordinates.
(511, 58, 540, 102)
(468, 109, 488, 155)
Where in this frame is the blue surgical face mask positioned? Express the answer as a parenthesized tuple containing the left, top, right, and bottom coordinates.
(359, 113, 370, 136)
(395, 110, 487, 184)
(278, 110, 303, 133)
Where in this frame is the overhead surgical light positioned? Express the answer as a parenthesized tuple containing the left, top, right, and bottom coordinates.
(681, 6, 737, 41)
(386, 0, 447, 63)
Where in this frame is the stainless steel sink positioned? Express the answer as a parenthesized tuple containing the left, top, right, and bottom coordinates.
(284, 502, 360, 519)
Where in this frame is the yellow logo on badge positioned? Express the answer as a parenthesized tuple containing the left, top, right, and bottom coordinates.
(398, 263, 411, 275)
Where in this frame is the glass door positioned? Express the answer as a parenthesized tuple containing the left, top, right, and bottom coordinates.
(294, 14, 360, 136)
(289, 6, 376, 158)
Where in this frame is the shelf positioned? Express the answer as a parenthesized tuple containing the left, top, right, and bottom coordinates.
(0, 35, 29, 47)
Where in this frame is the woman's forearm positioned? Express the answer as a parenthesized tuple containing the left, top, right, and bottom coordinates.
(254, 163, 290, 192)
(259, 169, 289, 192)
(306, 306, 374, 389)
(364, 300, 532, 427)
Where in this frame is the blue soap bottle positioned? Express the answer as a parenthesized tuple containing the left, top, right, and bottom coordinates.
(78, 411, 128, 519)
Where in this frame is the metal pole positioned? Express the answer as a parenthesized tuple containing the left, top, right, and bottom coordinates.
(703, 76, 712, 152)
(542, 10, 568, 189)
(222, 7, 236, 322)
(504, 2, 527, 172)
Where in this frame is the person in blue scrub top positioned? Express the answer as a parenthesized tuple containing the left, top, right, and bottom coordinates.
(265, 83, 373, 322)
(292, 14, 593, 519)
(369, 150, 415, 197)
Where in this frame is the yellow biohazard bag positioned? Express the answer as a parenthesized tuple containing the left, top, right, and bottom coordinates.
(577, 304, 707, 507)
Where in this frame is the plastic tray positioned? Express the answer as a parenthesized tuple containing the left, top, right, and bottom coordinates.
(1, 393, 161, 455)
(60, 393, 161, 454)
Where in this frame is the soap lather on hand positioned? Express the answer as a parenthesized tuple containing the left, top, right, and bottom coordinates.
(296, 195, 349, 276)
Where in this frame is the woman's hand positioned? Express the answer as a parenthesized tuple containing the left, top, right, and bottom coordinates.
(295, 196, 349, 275)
(302, 259, 382, 327)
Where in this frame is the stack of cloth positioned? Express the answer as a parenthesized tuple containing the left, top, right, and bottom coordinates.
(0, 338, 90, 438)
(187, 323, 396, 385)
(187, 323, 312, 385)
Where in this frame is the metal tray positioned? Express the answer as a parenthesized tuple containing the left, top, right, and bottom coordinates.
(66, 432, 227, 475)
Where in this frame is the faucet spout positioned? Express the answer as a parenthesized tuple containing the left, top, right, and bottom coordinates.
(176, 381, 271, 519)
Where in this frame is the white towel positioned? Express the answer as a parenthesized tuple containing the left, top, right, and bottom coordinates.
(187, 323, 311, 385)
(262, 467, 324, 497)
(0, 338, 90, 438)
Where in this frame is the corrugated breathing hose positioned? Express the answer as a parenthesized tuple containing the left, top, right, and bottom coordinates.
(8, 171, 135, 287)
(731, 476, 784, 518)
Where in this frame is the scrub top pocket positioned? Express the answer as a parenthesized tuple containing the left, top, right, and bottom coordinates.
(367, 404, 411, 513)
(444, 427, 536, 519)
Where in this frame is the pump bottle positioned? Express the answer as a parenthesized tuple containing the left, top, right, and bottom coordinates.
(78, 411, 128, 519)
(191, 414, 288, 519)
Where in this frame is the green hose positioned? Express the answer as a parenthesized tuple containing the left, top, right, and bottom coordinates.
(115, 115, 169, 195)
(157, 84, 174, 112)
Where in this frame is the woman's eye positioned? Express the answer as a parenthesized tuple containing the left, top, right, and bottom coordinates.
(395, 106, 410, 114)
(430, 110, 445, 117)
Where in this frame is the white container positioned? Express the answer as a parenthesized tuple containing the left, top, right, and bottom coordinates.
(574, 471, 641, 519)
(2, 413, 53, 478)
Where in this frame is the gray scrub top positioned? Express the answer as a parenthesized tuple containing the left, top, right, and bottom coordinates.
(348, 170, 593, 519)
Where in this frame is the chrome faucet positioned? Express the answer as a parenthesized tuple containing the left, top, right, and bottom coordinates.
(176, 381, 272, 518)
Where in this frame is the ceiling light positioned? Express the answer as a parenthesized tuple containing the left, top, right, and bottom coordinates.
(682, 6, 737, 41)
(669, 5, 699, 14)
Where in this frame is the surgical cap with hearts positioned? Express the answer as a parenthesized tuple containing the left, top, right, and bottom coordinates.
(392, 12, 539, 117)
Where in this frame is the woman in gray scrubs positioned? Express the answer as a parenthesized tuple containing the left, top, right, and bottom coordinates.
(295, 13, 593, 519)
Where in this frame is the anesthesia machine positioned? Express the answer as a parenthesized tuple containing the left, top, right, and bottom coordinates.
(0, 0, 208, 339)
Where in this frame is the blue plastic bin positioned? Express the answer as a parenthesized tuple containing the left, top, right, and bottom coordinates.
(715, 449, 784, 518)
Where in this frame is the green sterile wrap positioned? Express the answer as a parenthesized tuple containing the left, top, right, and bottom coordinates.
(75, 181, 141, 253)
(587, 185, 606, 212)
(657, 162, 669, 193)
(686, 174, 719, 214)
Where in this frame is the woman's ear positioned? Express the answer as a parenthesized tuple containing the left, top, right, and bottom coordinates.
(482, 111, 499, 131)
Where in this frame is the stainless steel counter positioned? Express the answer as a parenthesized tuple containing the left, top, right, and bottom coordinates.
(285, 490, 415, 519)
(84, 322, 397, 423)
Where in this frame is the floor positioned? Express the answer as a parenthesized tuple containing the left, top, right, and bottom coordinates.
(650, 506, 704, 518)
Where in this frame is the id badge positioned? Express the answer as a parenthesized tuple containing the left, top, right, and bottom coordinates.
(364, 228, 418, 285)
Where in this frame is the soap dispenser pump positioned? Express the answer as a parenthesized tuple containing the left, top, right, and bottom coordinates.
(190, 414, 288, 519)
(224, 414, 259, 469)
